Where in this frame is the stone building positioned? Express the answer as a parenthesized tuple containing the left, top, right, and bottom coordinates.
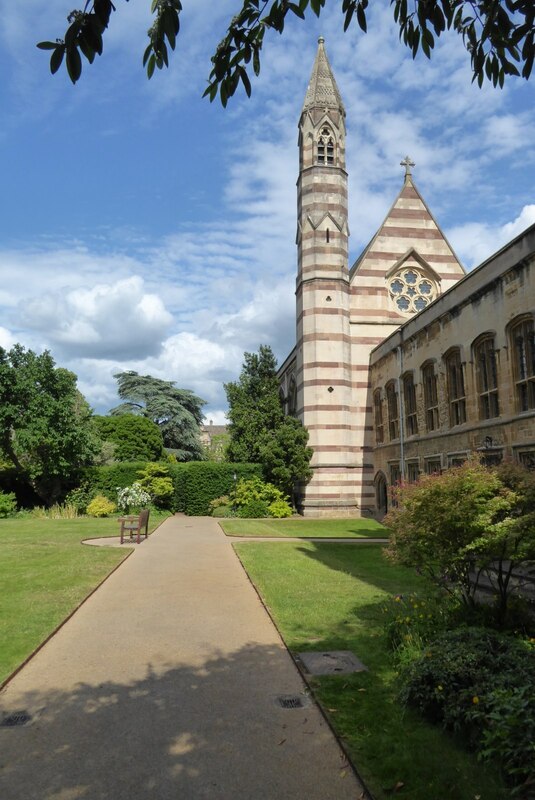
(278, 38, 535, 518)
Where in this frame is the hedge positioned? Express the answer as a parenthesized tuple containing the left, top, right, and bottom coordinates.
(80, 461, 262, 515)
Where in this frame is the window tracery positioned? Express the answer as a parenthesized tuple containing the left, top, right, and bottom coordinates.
(388, 266, 437, 315)
(317, 126, 335, 165)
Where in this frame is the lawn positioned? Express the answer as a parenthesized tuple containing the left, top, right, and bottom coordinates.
(234, 541, 507, 800)
(220, 517, 387, 538)
(0, 513, 168, 685)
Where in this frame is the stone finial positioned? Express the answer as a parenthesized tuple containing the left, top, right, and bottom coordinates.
(400, 155, 415, 178)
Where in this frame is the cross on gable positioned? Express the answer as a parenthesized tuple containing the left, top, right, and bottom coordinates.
(400, 155, 415, 177)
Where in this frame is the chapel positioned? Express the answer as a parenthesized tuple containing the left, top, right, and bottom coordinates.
(278, 38, 535, 518)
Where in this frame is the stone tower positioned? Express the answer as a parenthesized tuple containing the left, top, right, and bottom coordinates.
(295, 38, 357, 516)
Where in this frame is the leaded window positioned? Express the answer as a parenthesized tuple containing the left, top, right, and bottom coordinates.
(403, 373, 418, 436)
(422, 362, 439, 431)
(317, 126, 335, 165)
(386, 381, 399, 440)
(445, 349, 466, 426)
(511, 317, 535, 412)
(374, 389, 384, 444)
(475, 337, 499, 419)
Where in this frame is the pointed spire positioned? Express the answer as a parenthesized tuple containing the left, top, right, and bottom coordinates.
(302, 37, 345, 115)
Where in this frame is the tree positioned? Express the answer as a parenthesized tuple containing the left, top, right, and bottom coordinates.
(110, 371, 205, 461)
(40, 1, 535, 98)
(0, 344, 99, 504)
(93, 414, 164, 462)
(225, 345, 312, 496)
(385, 458, 535, 620)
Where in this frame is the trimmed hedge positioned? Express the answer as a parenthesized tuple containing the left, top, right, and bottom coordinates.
(182, 462, 262, 515)
(79, 461, 261, 515)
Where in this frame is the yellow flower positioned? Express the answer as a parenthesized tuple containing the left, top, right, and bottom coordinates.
(437, 685, 443, 691)
(472, 696, 479, 704)
(405, 617, 411, 622)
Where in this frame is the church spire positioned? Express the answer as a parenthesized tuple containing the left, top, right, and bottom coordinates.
(302, 37, 345, 116)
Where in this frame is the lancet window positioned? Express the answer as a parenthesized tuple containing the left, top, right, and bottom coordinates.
(317, 126, 335, 165)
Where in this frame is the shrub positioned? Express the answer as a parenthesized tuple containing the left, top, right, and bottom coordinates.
(0, 490, 17, 517)
(211, 504, 234, 518)
(230, 477, 286, 508)
(81, 462, 149, 501)
(86, 495, 117, 517)
(399, 627, 535, 791)
(182, 463, 262, 516)
(236, 499, 269, 518)
(136, 463, 173, 509)
(117, 482, 151, 512)
(267, 498, 293, 518)
(385, 458, 532, 615)
(64, 483, 96, 514)
(383, 591, 457, 656)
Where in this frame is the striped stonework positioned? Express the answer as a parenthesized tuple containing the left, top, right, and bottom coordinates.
(278, 40, 467, 517)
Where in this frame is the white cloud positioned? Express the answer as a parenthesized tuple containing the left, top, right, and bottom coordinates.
(449, 205, 535, 269)
(0, 326, 16, 349)
(20, 276, 173, 359)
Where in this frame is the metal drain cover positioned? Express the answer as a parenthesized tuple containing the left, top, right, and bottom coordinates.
(275, 694, 310, 709)
(1, 711, 32, 728)
(297, 651, 367, 675)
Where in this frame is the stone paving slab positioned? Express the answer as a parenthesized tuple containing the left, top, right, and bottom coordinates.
(0, 515, 367, 800)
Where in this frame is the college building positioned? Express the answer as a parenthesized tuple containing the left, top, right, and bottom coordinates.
(278, 38, 535, 518)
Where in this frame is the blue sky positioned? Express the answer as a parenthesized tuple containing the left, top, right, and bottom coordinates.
(1, 1, 534, 422)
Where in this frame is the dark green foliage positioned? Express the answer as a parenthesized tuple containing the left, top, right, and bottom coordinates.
(225, 346, 281, 464)
(181, 462, 262, 516)
(80, 462, 149, 501)
(111, 371, 205, 461)
(167, 462, 188, 512)
(399, 627, 535, 791)
(236, 499, 269, 518)
(0, 345, 99, 504)
(41, 2, 535, 98)
(225, 346, 312, 497)
(259, 416, 312, 497)
(0, 491, 17, 517)
(93, 415, 164, 462)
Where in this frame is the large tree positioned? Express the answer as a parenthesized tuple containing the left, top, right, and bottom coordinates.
(93, 414, 164, 462)
(40, 1, 535, 96)
(0, 345, 99, 504)
(225, 345, 312, 495)
(110, 371, 205, 461)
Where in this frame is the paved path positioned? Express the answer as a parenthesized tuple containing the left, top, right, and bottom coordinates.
(0, 516, 366, 800)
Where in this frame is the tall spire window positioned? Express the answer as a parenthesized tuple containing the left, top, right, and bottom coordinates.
(317, 127, 335, 165)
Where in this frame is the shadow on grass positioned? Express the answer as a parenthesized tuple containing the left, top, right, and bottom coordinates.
(0, 643, 360, 800)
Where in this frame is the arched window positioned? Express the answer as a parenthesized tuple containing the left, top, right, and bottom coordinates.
(375, 473, 388, 515)
(317, 126, 335, 165)
(373, 389, 384, 444)
(288, 376, 298, 417)
(510, 316, 535, 411)
(422, 362, 439, 431)
(279, 386, 286, 414)
(474, 335, 499, 419)
(386, 380, 399, 440)
(444, 349, 466, 426)
(403, 372, 418, 436)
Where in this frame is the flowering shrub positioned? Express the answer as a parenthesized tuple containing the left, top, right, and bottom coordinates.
(383, 592, 456, 661)
(117, 482, 151, 512)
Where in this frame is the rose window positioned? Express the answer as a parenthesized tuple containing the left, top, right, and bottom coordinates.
(388, 267, 437, 314)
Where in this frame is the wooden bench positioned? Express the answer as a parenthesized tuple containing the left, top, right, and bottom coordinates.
(118, 509, 150, 544)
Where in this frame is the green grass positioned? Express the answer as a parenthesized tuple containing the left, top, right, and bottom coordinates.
(0, 513, 168, 684)
(220, 517, 387, 538)
(234, 541, 507, 800)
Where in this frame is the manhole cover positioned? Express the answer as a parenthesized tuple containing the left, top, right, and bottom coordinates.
(275, 694, 310, 709)
(297, 651, 367, 675)
(1, 711, 32, 728)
